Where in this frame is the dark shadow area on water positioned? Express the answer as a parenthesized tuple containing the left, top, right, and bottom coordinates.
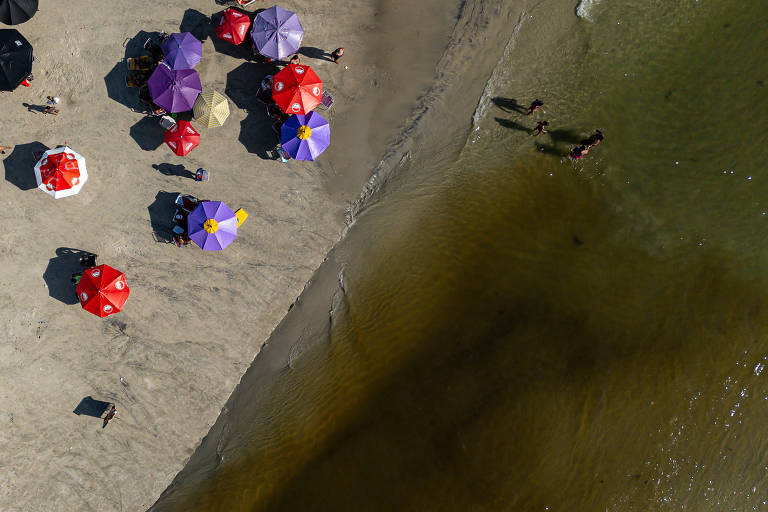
(492, 96, 527, 114)
(42, 248, 96, 305)
(130, 116, 165, 151)
(3, 141, 48, 190)
(148, 191, 179, 243)
(153, 163, 196, 180)
(73, 397, 111, 418)
(494, 117, 530, 133)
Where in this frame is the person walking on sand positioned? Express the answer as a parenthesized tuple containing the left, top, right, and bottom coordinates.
(526, 99, 543, 116)
(102, 405, 116, 428)
(532, 121, 548, 136)
(331, 47, 344, 64)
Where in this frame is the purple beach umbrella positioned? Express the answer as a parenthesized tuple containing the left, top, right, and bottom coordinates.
(187, 201, 238, 251)
(147, 62, 203, 112)
(161, 32, 202, 70)
(280, 111, 330, 161)
(251, 5, 304, 61)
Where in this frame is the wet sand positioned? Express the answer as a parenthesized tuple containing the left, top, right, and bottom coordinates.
(0, 0, 460, 510)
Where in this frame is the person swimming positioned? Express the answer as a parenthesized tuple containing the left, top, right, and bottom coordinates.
(526, 99, 543, 116)
(581, 129, 604, 147)
(570, 145, 589, 159)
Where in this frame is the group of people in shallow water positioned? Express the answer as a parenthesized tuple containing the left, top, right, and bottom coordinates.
(522, 99, 604, 160)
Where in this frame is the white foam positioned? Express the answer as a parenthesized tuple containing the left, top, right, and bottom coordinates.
(576, 0, 601, 22)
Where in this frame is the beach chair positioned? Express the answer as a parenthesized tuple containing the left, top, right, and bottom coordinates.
(316, 90, 333, 110)
(235, 208, 248, 227)
(158, 115, 177, 130)
(175, 194, 200, 212)
(127, 55, 152, 71)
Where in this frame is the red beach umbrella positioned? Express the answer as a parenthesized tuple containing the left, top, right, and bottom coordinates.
(215, 8, 251, 45)
(272, 64, 323, 115)
(164, 120, 200, 156)
(76, 264, 130, 317)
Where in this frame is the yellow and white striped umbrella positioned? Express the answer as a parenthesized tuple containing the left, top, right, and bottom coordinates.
(193, 91, 230, 128)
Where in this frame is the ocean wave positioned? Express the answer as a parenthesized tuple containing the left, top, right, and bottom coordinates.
(575, 0, 601, 21)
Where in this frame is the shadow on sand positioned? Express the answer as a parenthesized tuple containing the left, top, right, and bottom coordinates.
(153, 163, 196, 180)
(3, 141, 49, 191)
(239, 112, 279, 159)
(148, 191, 180, 243)
(42, 248, 96, 305)
(130, 116, 166, 151)
(298, 46, 334, 63)
(73, 396, 112, 418)
(180, 8, 213, 42)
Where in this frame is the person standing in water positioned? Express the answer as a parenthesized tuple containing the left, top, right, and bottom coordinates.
(581, 129, 604, 147)
(526, 99, 543, 116)
(532, 121, 548, 136)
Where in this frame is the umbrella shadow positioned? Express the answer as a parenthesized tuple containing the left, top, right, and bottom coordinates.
(73, 396, 112, 418)
(180, 8, 213, 42)
(130, 116, 165, 151)
(239, 110, 279, 159)
(153, 163, 196, 179)
(225, 62, 277, 110)
(42, 247, 96, 305)
(494, 117, 530, 133)
(492, 96, 527, 114)
(104, 61, 144, 112)
(147, 191, 180, 243)
(298, 46, 334, 63)
(3, 141, 49, 190)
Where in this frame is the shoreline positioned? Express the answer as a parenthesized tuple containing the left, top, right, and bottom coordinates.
(148, 0, 532, 509)
(0, 0, 474, 511)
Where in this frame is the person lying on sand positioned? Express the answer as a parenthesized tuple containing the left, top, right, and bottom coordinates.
(289, 54, 301, 65)
(0, 145, 11, 154)
(102, 405, 116, 428)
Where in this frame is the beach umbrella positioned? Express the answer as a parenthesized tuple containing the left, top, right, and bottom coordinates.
(147, 62, 202, 113)
(193, 91, 230, 128)
(161, 32, 202, 70)
(0, 28, 32, 90)
(250, 5, 303, 61)
(280, 111, 330, 161)
(187, 201, 238, 251)
(76, 264, 130, 318)
(0, 0, 37, 25)
(164, 120, 200, 156)
(272, 63, 322, 115)
(215, 8, 251, 45)
(33, 146, 88, 199)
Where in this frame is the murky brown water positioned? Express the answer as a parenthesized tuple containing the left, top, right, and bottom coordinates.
(151, 0, 768, 510)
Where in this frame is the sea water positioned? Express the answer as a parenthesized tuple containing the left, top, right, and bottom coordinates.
(154, 0, 768, 509)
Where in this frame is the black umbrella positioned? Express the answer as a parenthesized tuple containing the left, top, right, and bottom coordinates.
(0, 0, 37, 26)
(0, 29, 32, 90)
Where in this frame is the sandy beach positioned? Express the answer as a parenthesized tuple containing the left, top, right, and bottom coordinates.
(0, 0, 460, 510)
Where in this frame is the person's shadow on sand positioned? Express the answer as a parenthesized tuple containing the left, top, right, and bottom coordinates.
(3, 141, 49, 190)
(153, 163, 196, 179)
(42, 247, 96, 305)
(492, 97, 527, 114)
(22, 102, 49, 114)
(298, 46, 334, 63)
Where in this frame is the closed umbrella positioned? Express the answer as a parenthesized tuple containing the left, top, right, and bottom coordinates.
(147, 62, 202, 113)
(250, 5, 303, 61)
(161, 32, 202, 70)
(187, 201, 238, 251)
(193, 91, 230, 128)
(280, 111, 330, 161)
(0, 28, 32, 90)
(0, 0, 37, 25)
(76, 265, 129, 317)
(215, 8, 251, 45)
(33, 146, 88, 199)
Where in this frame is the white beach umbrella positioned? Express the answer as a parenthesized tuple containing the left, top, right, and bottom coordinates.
(33, 146, 88, 199)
